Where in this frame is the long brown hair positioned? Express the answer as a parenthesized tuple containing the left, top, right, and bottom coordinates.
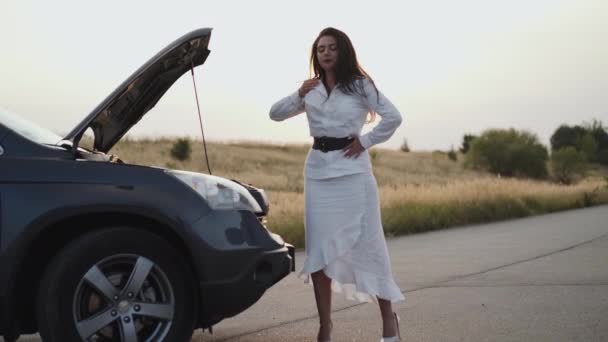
(309, 27, 378, 122)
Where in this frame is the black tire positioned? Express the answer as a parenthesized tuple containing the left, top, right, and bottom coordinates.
(36, 227, 198, 342)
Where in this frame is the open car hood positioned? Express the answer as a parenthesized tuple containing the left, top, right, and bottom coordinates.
(64, 28, 212, 153)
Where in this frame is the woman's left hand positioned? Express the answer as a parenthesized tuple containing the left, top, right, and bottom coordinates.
(342, 136, 365, 159)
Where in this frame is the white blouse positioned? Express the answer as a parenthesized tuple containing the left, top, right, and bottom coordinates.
(269, 78, 402, 179)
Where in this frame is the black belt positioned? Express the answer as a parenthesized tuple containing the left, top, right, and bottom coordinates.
(312, 136, 354, 153)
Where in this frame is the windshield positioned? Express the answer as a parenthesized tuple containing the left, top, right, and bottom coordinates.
(0, 108, 62, 145)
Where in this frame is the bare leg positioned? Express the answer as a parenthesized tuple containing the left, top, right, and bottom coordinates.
(311, 270, 332, 341)
(378, 298, 398, 338)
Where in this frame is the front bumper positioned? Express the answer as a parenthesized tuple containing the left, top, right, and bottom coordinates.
(200, 243, 295, 327)
(287, 243, 296, 272)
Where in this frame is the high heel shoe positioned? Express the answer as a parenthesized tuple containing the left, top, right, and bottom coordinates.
(318, 320, 333, 342)
(380, 312, 401, 342)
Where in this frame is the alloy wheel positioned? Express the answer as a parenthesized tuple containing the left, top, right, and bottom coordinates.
(72, 254, 175, 342)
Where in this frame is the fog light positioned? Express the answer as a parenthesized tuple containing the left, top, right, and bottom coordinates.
(253, 261, 273, 283)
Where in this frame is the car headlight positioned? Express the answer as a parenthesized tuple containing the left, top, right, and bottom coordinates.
(166, 170, 262, 213)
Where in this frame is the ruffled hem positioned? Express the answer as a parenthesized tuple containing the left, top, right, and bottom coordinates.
(298, 264, 405, 304)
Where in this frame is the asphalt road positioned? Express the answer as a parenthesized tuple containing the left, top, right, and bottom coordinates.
(8, 205, 608, 341)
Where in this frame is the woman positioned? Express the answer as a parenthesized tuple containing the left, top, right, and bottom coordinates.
(269, 27, 404, 342)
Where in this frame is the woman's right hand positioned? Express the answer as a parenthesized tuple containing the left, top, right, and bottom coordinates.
(298, 78, 320, 98)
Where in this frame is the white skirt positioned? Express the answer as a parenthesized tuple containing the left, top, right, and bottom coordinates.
(299, 172, 404, 303)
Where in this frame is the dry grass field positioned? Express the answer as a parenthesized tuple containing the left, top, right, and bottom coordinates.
(111, 138, 608, 247)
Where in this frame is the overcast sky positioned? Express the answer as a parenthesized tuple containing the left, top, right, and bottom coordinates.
(1, 0, 606, 151)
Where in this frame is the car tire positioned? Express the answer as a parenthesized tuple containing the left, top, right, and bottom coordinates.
(36, 227, 198, 342)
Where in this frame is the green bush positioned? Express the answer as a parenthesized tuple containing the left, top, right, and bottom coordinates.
(459, 134, 477, 154)
(550, 120, 608, 165)
(170, 138, 192, 161)
(400, 138, 410, 153)
(577, 133, 598, 162)
(447, 149, 458, 161)
(584, 120, 608, 164)
(465, 128, 548, 178)
(551, 147, 588, 185)
(598, 149, 608, 165)
(586, 119, 608, 151)
(550, 125, 586, 151)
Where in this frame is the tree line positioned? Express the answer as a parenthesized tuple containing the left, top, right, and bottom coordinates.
(454, 119, 607, 184)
